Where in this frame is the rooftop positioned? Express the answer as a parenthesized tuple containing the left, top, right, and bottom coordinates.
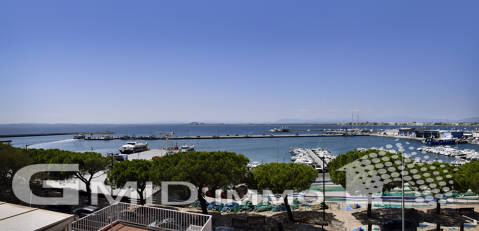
(0, 202, 75, 231)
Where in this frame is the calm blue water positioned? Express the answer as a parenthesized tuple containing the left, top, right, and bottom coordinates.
(2, 124, 478, 163)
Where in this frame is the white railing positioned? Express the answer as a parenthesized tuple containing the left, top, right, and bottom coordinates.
(72, 202, 212, 231)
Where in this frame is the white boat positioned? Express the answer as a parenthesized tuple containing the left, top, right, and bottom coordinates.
(73, 134, 85, 139)
(270, 127, 290, 133)
(119, 142, 149, 154)
(180, 145, 195, 153)
(289, 147, 335, 168)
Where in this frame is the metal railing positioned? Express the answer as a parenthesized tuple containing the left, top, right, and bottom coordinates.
(72, 203, 212, 231)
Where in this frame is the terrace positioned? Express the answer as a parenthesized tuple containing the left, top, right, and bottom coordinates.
(72, 203, 212, 231)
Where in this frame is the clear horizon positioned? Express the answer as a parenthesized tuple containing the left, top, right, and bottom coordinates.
(1, 0, 478, 123)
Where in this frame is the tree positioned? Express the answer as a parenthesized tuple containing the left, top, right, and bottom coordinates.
(247, 162, 317, 222)
(407, 161, 456, 214)
(106, 159, 151, 204)
(328, 149, 403, 217)
(455, 160, 479, 195)
(0, 143, 31, 190)
(64, 152, 111, 204)
(151, 151, 249, 214)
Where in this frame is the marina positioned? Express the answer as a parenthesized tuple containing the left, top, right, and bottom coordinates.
(290, 147, 335, 171)
(3, 124, 479, 164)
(418, 145, 479, 164)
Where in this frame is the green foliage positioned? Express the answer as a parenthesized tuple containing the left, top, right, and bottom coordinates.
(151, 151, 250, 190)
(106, 159, 151, 203)
(248, 162, 317, 193)
(27, 147, 111, 199)
(65, 152, 111, 188)
(247, 162, 316, 222)
(406, 161, 456, 197)
(28, 148, 69, 164)
(0, 143, 31, 187)
(151, 151, 249, 214)
(328, 150, 368, 187)
(455, 160, 479, 194)
(328, 149, 403, 193)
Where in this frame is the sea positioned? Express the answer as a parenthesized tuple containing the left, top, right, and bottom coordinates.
(2, 124, 479, 163)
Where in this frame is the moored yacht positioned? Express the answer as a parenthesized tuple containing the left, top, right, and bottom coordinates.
(119, 142, 149, 154)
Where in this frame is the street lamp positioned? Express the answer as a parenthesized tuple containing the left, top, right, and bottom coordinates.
(319, 155, 328, 230)
(401, 153, 405, 231)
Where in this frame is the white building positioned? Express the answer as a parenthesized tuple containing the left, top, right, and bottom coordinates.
(0, 202, 75, 231)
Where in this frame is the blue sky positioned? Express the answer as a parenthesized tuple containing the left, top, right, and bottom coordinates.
(1, 0, 478, 123)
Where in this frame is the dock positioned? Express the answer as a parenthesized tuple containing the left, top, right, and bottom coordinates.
(305, 149, 326, 167)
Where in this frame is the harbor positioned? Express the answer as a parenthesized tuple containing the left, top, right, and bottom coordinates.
(70, 127, 479, 146)
(4, 124, 479, 165)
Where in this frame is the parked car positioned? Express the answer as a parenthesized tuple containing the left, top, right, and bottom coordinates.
(72, 206, 100, 218)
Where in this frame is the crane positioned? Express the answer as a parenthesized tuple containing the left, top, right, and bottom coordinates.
(156, 131, 175, 149)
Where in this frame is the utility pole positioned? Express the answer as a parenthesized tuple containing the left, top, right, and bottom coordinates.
(319, 155, 328, 230)
(110, 152, 114, 196)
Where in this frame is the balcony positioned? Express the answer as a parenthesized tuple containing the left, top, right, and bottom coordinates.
(72, 203, 212, 231)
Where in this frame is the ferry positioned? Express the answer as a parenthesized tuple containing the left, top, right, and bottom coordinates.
(119, 142, 149, 154)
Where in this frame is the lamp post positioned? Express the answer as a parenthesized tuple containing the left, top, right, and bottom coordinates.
(319, 155, 327, 230)
(110, 152, 114, 196)
(401, 153, 405, 231)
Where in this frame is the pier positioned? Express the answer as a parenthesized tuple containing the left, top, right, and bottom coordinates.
(0, 131, 113, 138)
(305, 149, 326, 167)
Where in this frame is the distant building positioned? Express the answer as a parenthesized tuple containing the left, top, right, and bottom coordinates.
(398, 128, 415, 136)
(0, 202, 75, 231)
(414, 129, 440, 138)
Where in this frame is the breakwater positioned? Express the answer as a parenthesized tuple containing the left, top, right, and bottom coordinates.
(0, 131, 113, 138)
(83, 133, 370, 141)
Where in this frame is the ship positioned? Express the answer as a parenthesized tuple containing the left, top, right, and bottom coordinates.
(269, 127, 291, 132)
(119, 142, 149, 154)
(73, 134, 85, 139)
